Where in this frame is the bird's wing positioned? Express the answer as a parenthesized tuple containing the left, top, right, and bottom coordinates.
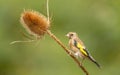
(74, 40, 89, 56)
(73, 39, 101, 68)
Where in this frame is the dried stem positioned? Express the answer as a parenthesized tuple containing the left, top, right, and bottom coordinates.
(47, 30, 89, 75)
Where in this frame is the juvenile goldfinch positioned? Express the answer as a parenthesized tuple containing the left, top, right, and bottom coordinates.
(66, 32, 101, 68)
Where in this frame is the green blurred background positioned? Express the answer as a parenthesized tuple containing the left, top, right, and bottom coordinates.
(0, 0, 120, 75)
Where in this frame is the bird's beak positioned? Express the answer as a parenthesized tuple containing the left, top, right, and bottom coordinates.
(66, 34, 69, 37)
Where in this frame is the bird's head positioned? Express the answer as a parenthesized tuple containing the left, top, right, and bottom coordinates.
(66, 32, 77, 39)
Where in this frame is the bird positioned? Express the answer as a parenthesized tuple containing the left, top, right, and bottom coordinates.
(66, 32, 101, 68)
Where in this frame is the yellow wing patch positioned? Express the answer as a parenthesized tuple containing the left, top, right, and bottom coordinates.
(77, 42, 88, 56)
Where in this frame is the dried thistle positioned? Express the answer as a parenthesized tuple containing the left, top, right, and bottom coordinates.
(20, 10, 50, 38)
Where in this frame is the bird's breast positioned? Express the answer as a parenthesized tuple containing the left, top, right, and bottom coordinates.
(69, 40, 79, 53)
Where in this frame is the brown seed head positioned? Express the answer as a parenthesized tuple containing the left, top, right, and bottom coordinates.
(20, 10, 50, 37)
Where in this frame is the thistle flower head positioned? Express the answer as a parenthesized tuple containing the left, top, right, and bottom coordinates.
(20, 10, 50, 37)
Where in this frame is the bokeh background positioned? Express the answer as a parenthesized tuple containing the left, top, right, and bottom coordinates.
(0, 0, 120, 75)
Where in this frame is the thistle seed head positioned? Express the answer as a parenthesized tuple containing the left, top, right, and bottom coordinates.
(20, 10, 50, 37)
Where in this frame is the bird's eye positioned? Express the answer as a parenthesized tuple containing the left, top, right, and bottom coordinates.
(70, 34, 74, 36)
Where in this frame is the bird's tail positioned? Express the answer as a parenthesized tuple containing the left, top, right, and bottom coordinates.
(87, 55, 101, 69)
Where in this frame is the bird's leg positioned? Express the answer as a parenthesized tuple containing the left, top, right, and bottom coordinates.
(68, 50, 75, 56)
(68, 50, 72, 55)
(80, 58, 85, 65)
